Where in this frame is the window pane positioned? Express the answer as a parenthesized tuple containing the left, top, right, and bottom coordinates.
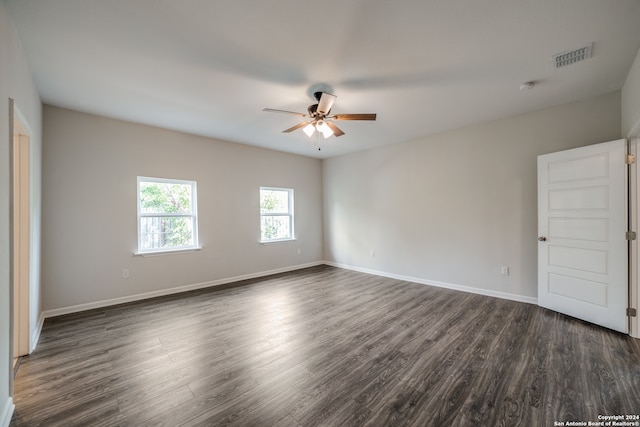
(140, 182, 193, 214)
(261, 216, 291, 240)
(260, 189, 289, 214)
(140, 216, 194, 250)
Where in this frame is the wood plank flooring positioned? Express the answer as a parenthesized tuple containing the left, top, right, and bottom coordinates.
(9, 265, 640, 426)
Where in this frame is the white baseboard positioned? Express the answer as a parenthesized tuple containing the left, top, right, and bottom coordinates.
(41, 261, 324, 319)
(38, 259, 537, 328)
(324, 261, 538, 305)
(1, 398, 14, 427)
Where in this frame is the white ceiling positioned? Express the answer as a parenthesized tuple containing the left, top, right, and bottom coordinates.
(7, 0, 640, 159)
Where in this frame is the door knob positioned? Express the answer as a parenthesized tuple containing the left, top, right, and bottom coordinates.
(538, 236, 547, 241)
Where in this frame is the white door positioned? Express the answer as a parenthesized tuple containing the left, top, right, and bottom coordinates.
(538, 139, 627, 333)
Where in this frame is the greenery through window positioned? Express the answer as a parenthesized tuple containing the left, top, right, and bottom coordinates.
(137, 177, 198, 253)
(260, 187, 294, 242)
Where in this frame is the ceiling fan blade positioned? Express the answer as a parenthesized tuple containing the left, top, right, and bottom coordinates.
(317, 92, 337, 115)
(282, 121, 312, 133)
(330, 113, 377, 121)
(325, 121, 345, 137)
(263, 108, 308, 117)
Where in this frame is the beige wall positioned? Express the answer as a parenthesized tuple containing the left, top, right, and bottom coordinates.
(41, 106, 323, 312)
(323, 92, 621, 301)
(0, 2, 42, 425)
(622, 48, 640, 137)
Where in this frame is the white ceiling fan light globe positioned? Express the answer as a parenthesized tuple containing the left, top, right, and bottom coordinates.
(315, 120, 327, 131)
(315, 120, 334, 138)
(321, 127, 334, 139)
(303, 123, 316, 137)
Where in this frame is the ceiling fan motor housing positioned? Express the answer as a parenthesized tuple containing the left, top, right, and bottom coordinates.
(307, 103, 319, 117)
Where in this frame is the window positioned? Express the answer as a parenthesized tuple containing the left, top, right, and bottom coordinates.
(137, 176, 198, 253)
(260, 187, 294, 242)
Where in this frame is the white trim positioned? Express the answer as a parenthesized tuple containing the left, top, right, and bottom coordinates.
(30, 312, 45, 353)
(41, 261, 324, 319)
(259, 238, 296, 244)
(324, 261, 538, 305)
(0, 398, 14, 427)
(260, 187, 294, 242)
(41, 260, 539, 320)
(137, 176, 199, 253)
(632, 136, 640, 339)
(134, 247, 202, 257)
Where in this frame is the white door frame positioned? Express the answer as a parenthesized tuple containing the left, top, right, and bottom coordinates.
(8, 98, 32, 380)
(629, 118, 640, 338)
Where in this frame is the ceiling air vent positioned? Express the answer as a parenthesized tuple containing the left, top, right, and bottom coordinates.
(552, 43, 593, 69)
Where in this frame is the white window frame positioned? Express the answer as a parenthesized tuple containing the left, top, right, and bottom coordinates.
(137, 176, 199, 254)
(260, 187, 295, 243)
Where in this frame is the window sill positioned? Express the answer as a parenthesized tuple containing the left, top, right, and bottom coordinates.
(134, 247, 202, 257)
(259, 238, 296, 245)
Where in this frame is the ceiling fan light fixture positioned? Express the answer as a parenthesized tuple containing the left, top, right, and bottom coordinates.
(264, 91, 375, 143)
(315, 120, 334, 138)
(302, 123, 316, 137)
(321, 127, 334, 139)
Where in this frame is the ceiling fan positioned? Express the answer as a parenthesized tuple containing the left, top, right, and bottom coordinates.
(263, 91, 376, 138)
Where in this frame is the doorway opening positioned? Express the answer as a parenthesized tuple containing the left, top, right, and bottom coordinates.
(9, 98, 31, 373)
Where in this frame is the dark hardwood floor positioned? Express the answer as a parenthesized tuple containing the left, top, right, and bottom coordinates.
(9, 265, 640, 426)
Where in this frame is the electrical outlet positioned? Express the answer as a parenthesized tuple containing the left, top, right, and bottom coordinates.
(370, 249, 375, 257)
(122, 269, 130, 279)
(500, 266, 509, 276)
(296, 248, 301, 255)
